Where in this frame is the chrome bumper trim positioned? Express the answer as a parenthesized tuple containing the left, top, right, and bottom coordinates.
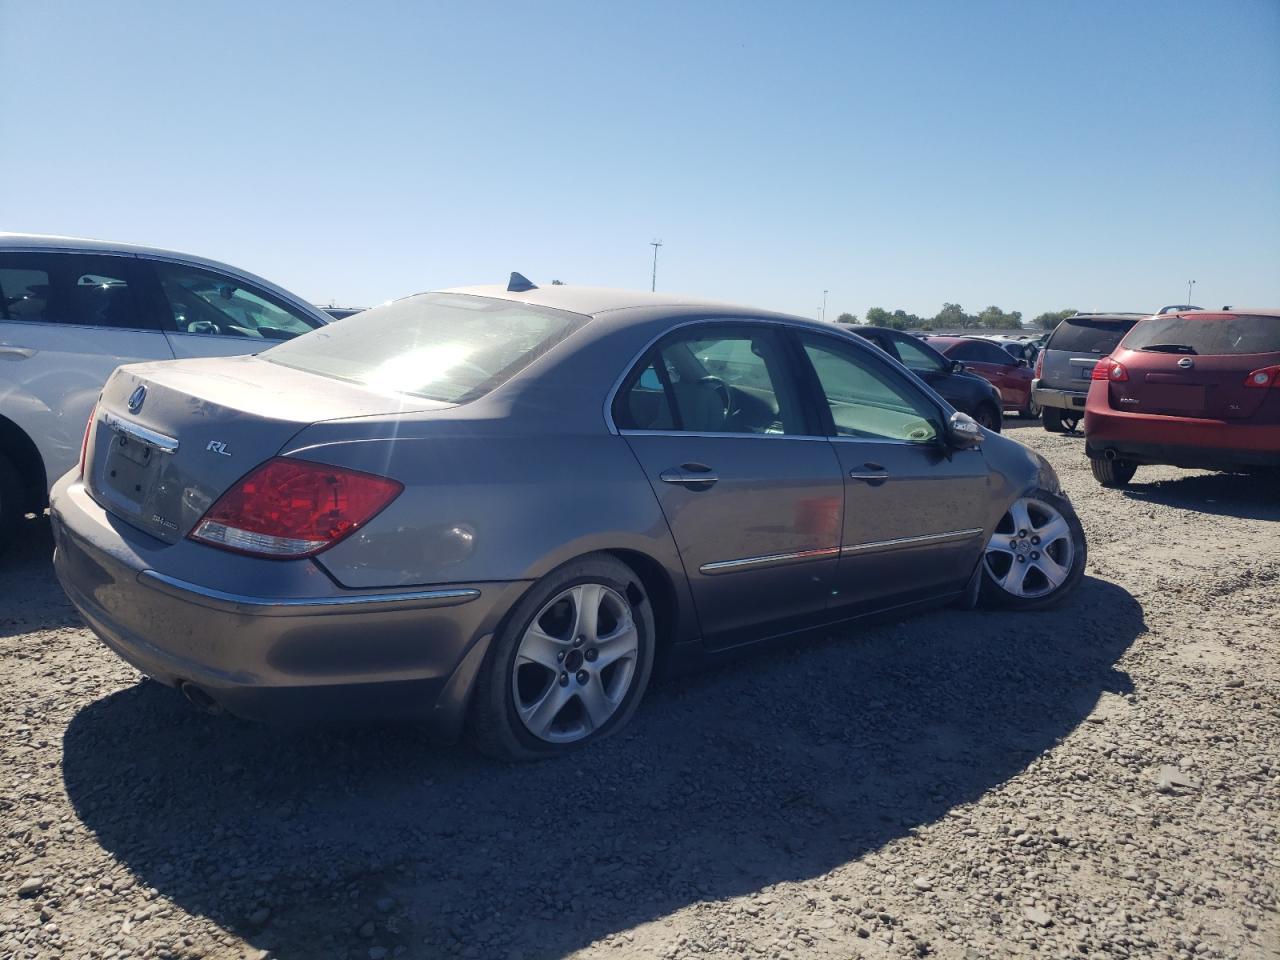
(103, 412, 179, 454)
(138, 570, 481, 617)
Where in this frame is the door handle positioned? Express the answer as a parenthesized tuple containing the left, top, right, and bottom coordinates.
(849, 461, 888, 482)
(0, 346, 37, 360)
(659, 462, 719, 489)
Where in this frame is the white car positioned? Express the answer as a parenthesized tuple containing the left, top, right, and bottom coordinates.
(0, 234, 329, 548)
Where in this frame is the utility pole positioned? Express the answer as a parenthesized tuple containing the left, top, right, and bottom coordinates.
(650, 240, 663, 292)
(821, 290, 828, 322)
(1187, 279, 1196, 304)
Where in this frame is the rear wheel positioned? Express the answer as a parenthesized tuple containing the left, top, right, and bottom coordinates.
(980, 490, 1086, 611)
(1090, 457, 1137, 488)
(470, 554, 655, 761)
(1021, 397, 1042, 420)
(0, 453, 25, 553)
(973, 403, 1000, 432)
(1042, 408, 1064, 433)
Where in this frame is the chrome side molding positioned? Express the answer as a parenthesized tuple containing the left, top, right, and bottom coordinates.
(699, 546, 840, 575)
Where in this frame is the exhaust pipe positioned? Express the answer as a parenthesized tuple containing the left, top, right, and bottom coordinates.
(1103, 448, 1118, 461)
(179, 681, 221, 714)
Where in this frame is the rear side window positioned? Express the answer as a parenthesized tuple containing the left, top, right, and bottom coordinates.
(266, 292, 585, 403)
(1048, 318, 1139, 354)
(1122, 314, 1280, 356)
(0, 253, 143, 328)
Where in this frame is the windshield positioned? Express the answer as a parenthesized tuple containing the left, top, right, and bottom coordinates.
(1122, 314, 1280, 356)
(1047, 317, 1141, 354)
(265, 293, 585, 402)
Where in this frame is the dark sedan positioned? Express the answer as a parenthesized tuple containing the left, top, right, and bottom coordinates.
(51, 279, 1086, 760)
(850, 326, 1005, 430)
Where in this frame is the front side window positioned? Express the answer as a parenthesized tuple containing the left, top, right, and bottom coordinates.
(1122, 314, 1280, 356)
(614, 326, 806, 434)
(268, 292, 585, 403)
(152, 261, 319, 341)
(889, 333, 949, 374)
(800, 334, 940, 443)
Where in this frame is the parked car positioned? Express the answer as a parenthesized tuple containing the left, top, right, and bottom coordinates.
(320, 306, 365, 320)
(984, 335, 1040, 365)
(51, 279, 1087, 760)
(1032, 312, 1147, 433)
(850, 326, 1005, 430)
(925, 336, 1040, 419)
(0, 234, 329, 548)
(1084, 309, 1280, 486)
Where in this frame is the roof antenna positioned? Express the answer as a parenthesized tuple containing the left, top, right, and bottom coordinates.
(507, 272, 537, 293)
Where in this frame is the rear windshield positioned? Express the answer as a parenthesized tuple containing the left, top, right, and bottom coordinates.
(1122, 314, 1280, 356)
(1047, 317, 1141, 354)
(265, 293, 585, 402)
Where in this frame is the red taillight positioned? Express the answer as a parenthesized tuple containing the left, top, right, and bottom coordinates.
(190, 458, 403, 558)
(1091, 358, 1128, 382)
(1034, 350, 1043, 379)
(78, 406, 96, 478)
(1243, 364, 1280, 389)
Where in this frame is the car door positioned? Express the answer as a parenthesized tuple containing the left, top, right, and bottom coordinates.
(613, 322, 844, 650)
(977, 340, 1029, 407)
(793, 330, 990, 613)
(0, 251, 175, 490)
(138, 258, 325, 359)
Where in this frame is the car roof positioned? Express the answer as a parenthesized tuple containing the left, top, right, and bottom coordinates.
(1065, 312, 1149, 321)
(0, 232, 326, 321)
(1161, 308, 1280, 319)
(438, 283, 811, 324)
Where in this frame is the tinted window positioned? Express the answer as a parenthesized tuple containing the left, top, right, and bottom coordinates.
(971, 341, 1014, 364)
(1122, 314, 1280, 356)
(153, 262, 318, 341)
(268, 292, 584, 403)
(1048, 317, 1139, 354)
(614, 327, 806, 435)
(801, 334, 939, 443)
(889, 334, 948, 373)
(0, 253, 142, 328)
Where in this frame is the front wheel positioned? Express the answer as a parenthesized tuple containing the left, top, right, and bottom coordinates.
(980, 490, 1086, 611)
(469, 554, 655, 761)
(1090, 457, 1137, 488)
(1021, 398, 1042, 420)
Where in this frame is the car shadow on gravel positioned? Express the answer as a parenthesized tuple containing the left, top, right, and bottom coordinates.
(62, 575, 1143, 960)
(1120, 471, 1280, 521)
(0, 514, 83, 637)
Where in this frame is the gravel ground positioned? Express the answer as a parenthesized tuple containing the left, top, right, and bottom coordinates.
(1, 423, 1277, 960)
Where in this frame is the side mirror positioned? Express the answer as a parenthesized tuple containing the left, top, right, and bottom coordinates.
(947, 410, 984, 449)
(951, 359, 965, 373)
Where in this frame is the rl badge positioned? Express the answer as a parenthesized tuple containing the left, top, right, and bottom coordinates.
(206, 441, 232, 457)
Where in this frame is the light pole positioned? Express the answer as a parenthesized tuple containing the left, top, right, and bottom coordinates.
(1187, 279, 1196, 304)
(650, 240, 663, 292)
(821, 290, 828, 322)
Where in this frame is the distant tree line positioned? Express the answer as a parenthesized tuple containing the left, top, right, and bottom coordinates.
(834, 304, 1078, 332)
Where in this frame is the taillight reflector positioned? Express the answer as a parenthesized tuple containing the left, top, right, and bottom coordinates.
(190, 458, 403, 559)
(1091, 358, 1129, 382)
(1034, 351, 1043, 379)
(1243, 364, 1280, 389)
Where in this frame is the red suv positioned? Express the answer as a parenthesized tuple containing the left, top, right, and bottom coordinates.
(1084, 310, 1280, 486)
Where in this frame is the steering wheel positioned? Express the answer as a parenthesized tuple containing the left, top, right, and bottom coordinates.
(697, 375, 732, 416)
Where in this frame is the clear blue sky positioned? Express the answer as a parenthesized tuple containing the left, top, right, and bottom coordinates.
(2, 0, 1277, 321)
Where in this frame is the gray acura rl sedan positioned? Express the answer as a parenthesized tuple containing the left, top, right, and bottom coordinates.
(51, 278, 1086, 760)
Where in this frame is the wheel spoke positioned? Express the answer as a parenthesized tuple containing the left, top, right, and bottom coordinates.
(999, 560, 1027, 595)
(1008, 499, 1033, 536)
(1035, 516, 1071, 549)
(569, 583, 603, 643)
(519, 681, 572, 738)
(577, 674, 616, 731)
(985, 542, 1015, 557)
(517, 625, 567, 671)
(1033, 552, 1070, 587)
(594, 618, 639, 669)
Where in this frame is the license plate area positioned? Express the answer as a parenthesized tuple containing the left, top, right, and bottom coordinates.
(1131, 384, 1206, 413)
(103, 431, 162, 505)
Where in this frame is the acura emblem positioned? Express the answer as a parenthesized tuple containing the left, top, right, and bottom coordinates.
(127, 385, 147, 412)
(1177, 357, 1194, 369)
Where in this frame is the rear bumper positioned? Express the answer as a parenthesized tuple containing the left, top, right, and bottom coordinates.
(1031, 380, 1087, 411)
(49, 476, 528, 736)
(1085, 402, 1280, 470)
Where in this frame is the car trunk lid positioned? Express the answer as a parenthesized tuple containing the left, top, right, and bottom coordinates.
(1040, 317, 1142, 389)
(84, 355, 448, 543)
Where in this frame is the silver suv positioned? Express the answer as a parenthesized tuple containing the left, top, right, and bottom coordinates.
(1032, 312, 1147, 432)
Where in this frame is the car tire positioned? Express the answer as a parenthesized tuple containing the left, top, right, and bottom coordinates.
(1042, 408, 1064, 433)
(1022, 398, 1042, 420)
(974, 403, 1001, 433)
(0, 452, 26, 553)
(1090, 457, 1137, 488)
(979, 488, 1087, 612)
(469, 553, 656, 762)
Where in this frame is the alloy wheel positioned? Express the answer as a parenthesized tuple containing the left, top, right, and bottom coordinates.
(1060, 413, 1080, 432)
(511, 583, 639, 744)
(983, 497, 1075, 599)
